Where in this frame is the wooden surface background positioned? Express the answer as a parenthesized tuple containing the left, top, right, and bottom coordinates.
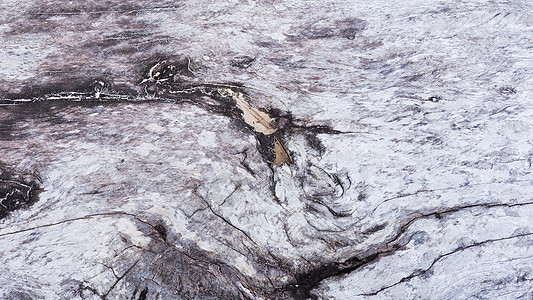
(1, 0, 533, 299)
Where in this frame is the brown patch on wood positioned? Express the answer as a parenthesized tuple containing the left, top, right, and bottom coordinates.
(272, 138, 292, 166)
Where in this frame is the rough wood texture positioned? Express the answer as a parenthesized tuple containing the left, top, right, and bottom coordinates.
(1, 0, 533, 299)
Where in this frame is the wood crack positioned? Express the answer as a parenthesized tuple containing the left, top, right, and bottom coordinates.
(384, 200, 533, 248)
(199, 197, 259, 247)
(358, 231, 533, 296)
(30, 6, 184, 17)
(102, 259, 141, 299)
(372, 179, 532, 214)
(0, 211, 146, 237)
(284, 200, 533, 299)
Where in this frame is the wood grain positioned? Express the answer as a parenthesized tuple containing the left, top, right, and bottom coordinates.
(1, 0, 533, 299)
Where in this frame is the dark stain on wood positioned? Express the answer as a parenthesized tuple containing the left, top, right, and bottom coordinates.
(0, 166, 42, 220)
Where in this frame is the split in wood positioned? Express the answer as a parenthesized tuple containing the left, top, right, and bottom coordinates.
(216, 88, 291, 166)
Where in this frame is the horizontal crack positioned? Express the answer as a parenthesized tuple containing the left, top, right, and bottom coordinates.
(0, 211, 147, 237)
(372, 179, 532, 214)
(359, 231, 533, 296)
(286, 200, 533, 299)
(30, 6, 184, 16)
(385, 200, 533, 248)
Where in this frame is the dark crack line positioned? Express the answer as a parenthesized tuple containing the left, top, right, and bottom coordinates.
(5, 84, 296, 198)
(0, 170, 256, 298)
(489, 105, 514, 116)
(268, 164, 289, 208)
(307, 197, 354, 219)
(219, 184, 241, 207)
(185, 205, 209, 219)
(218, 238, 251, 257)
(281, 252, 382, 300)
(30, 6, 184, 16)
(112, 244, 144, 258)
(288, 200, 533, 299)
(101, 263, 119, 279)
(235, 149, 257, 177)
(312, 200, 533, 295)
(102, 259, 141, 299)
(0, 211, 141, 237)
(0, 209, 189, 266)
(372, 179, 532, 214)
(199, 197, 259, 247)
(283, 223, 296, 247)
(358, 231, 533, 296)
(372, 189, 437, 213)
(385, 200, 533, 248)
(280, 222, 413, 298)
(0, 209, 220, 283)
(289, 123, 376, 135)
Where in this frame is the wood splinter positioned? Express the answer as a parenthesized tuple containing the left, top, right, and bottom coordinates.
(219, 88, 292, 166)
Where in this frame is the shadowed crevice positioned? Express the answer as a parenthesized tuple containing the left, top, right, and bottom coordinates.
(0, 166, 42, 220)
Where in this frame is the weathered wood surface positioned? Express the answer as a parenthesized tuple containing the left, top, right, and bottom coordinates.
(1, 0, 533, 299)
